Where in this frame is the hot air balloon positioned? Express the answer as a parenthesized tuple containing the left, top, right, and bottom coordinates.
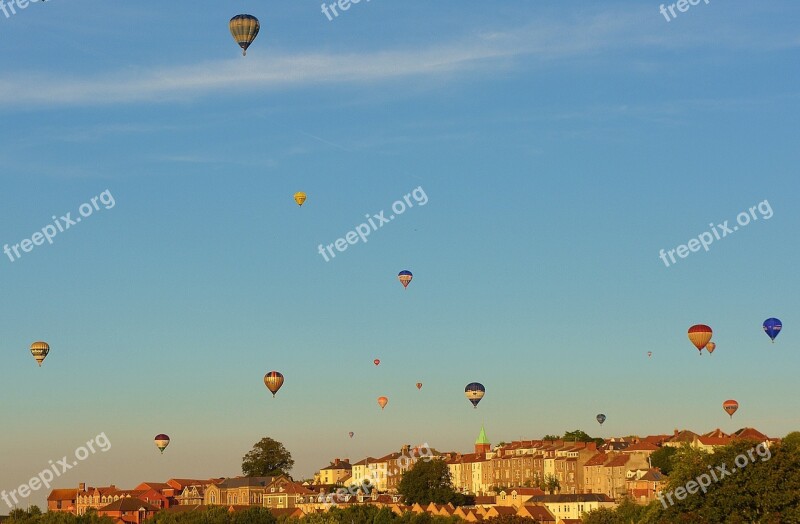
(647, 351, 652, 358)
(596, 414, 606, 425)
(349, 432, 354, 438)
(377, 396, 388, 410)
(154, 434, 170, 454)
(398, 270, 413, 289)
(373, 359, 380, 366)
(264, 371, 285, 398)
(763, 318, 782, 343)
(465, 382, 485, 408)
(294, 192, 307, 206)
(688, 324, 713, 355)
(30, 341, 50, 367)
(706, 342, 716, 354)
(723, 400, 739, 418)
(416, 382, 423, 390)
(229, 15, 260, 56)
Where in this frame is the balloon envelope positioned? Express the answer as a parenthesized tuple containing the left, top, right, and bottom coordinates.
(647, 351, 652, 358)
(30, 341, 50, 367)
(706, 342, 716, 354)
(416, 382, 423, 390)
(688, 324, 713, 353)
(597, 414, 606, 425)
(229, 15, 260, 56)
(377, 396, 388, 410)
(398, 270, 413, 288)
(763, 318, 782, 342)
(264, 371, 285, 397)
(373, 359, 380, 366)
(723, 399, 739, 418)
(294, 192, 307, 206)
(465, 382, 485, 408)
(348, 432, 354, 438)
(154, 434, 170, 453)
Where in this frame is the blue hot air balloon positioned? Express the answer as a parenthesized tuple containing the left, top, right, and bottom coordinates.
(596, 414, 606, 425)
(465, 382, 485, 408)
(763, 318, 782, 343)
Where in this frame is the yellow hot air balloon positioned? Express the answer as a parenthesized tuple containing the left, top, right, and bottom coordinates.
(229, 15, 260, 56)
(688, 324, 713, 355)
(264, 371, 285, 397)
(377, 396, 388, 410)
(30, 341, 50, 367)
(294, 192, 307, 206)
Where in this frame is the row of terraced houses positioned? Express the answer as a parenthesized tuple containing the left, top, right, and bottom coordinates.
(43, 426, 774, 523)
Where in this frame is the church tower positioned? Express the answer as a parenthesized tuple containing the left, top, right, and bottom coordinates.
(475, 424, 490, 454)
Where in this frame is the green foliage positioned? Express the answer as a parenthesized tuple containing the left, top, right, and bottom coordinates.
(581, 434, 800, 523)
(482, 516, 540, 524)
(7, 509, 114, 524)
(241, 437, 295, 477)
(541, 435, 559, 441)
(649, 445, 678, 475)
(397, 459, 462, 506)
(541, 474, 560, 495)
(563, 430, 595, 442)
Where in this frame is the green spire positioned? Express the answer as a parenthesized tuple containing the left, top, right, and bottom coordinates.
(475, 424, 490, 445)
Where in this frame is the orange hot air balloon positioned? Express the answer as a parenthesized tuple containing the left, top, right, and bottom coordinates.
(688, 324, 713, 355)
(373, 359, 380, 366)
(294, 192, 307, 206)
(723, 399, 738, 418)
(706, 342, 716, 354)
(263, 371, 285, 397)
(416, 382, 423, 390)
(377, 396, 388, 410)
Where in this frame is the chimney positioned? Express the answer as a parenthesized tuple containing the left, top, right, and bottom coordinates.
(343, 458, 349, 464)
(674, 429, 679, 436)
(401, 444, 410, 454)
(334, 458, 340, 466)
(79, 483, 86, 491)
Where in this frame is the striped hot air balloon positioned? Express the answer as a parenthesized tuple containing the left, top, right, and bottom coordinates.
(465, 382, 485, 408)
(723, 400, 739, 418)
(264, 371, 285, 398)
(229, 15, 260, 56)
(30, 341, 50, 367)
(706, 342, 716, 354)
(688, 324, 713, 355)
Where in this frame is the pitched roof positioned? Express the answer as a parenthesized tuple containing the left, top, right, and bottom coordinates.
(667, 430, 700, 443)
(517, 505, 555, 521)
(584, 453, 607, 467)
(638, 469, 667, 482)
(99, 498, 159, 512)
(624, 442, 659, 452)
(217, 476, 277, 488)
(135, 483, 171, 491)
(47, 489, 77, 501)
(697, 436, 733, 446)
(733, 427, 769, 440)
(604, 455, 630, 468)
(703, 428, 730, 438)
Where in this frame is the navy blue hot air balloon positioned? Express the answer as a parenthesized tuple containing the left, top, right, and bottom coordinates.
(465, 382, 485, 408)
(763, 318, 782, 343)
(596, 414, 606, 425)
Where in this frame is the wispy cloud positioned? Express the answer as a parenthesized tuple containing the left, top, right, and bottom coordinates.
(1, 7, 796, 109)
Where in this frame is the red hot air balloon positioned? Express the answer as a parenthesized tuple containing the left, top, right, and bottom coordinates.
(154, 434, 170, 454)
(416, 382, 423, 390)
(374, 359, 380, 366)
(723, 400, 739, 418)
(688, 325, 713, 355)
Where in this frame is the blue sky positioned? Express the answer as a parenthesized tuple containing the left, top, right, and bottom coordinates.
(1, 0, 799, 510)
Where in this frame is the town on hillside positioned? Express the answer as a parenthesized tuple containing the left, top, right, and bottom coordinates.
(39, 426, 776, 524)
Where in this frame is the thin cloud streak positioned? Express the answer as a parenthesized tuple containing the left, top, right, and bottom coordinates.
(1, 9, 796, 109)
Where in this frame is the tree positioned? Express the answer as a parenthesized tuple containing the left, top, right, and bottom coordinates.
(242, 437, 294, 477)
(649, 445, 678, 475)
(398, 459, 462, 505)
(542, 474, 560, 495)
(542, 435, 559, 441)
(562, 429, 594, 442)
